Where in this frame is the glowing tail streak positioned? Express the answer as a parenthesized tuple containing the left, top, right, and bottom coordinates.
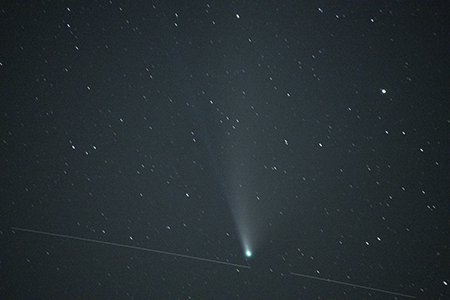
(11, 227, 250, 269)
(290, 272, 416, 299)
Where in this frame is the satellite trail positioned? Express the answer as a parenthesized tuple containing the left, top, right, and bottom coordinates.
(11, 227, 250, 269)
(12, 227, 415, 298)
(290, 272, 416, 299)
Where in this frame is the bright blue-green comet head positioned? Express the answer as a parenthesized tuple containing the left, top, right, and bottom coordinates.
(241, 235, 253, 258)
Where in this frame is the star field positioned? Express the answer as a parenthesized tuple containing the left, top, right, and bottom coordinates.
(1, 1, 449, 299)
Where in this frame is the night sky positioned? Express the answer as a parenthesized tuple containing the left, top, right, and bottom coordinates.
(1, 1, 449, 299)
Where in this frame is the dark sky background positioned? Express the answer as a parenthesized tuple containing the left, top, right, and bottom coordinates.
(1, 1, 449, 299)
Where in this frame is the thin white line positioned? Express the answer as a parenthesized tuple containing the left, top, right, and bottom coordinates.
(12, 226, 416, 298)
(11, 227, 250, 269)
(290, 272, 415, 298)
